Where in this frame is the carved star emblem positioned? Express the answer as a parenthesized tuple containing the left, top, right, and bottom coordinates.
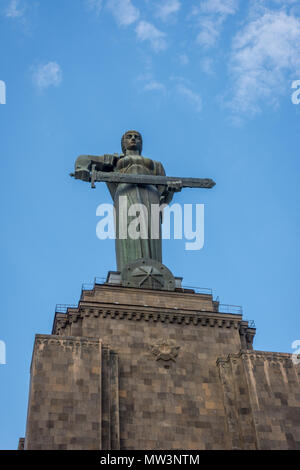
(150, 339, 180, 362)
(132, 266, 164, 288)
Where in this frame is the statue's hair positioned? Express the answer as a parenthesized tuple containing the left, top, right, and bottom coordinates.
(121, 130, 143, 154)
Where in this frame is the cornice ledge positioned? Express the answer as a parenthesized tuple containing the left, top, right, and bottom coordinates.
(52, 306, 244, 335)
(217, 349, 298, 366)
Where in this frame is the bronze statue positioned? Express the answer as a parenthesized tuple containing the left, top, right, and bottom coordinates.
(71, 130, 215, 280)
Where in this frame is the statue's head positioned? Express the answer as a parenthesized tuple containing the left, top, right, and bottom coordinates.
(121, 130, 143, 155)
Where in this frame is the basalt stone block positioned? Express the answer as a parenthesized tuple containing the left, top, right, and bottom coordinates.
(24, 335, 119, 450)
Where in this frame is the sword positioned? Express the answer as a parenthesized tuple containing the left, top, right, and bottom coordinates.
(70, 168, 216, 190)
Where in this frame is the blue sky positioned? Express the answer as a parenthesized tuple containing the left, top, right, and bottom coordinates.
(1, 0, 300, 449)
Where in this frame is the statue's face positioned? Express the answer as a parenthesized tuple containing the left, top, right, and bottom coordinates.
(123, 131, 142, 153)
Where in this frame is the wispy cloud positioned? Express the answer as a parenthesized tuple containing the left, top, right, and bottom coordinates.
(178, 54, 189, 66)
(32, 62, 63, 89)
(139, 74, 202, 112)
(86, 0, 103, 15)
(175, 82, 202, 112)
(136, 63, 166, 94)
(201, 57, 214, 75)
(107, 0, 139, 26)
(4, 0, 24, 18)
(227, 9, 300, 116)
(200, 0, 238, 15)
(155, 0, 181, 22)
(194, 0, 239, 47)
(136, 21, 167, 51)
(144, 80, 166, 92)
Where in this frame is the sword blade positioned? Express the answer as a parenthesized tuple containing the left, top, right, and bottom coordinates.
(92, 171, 216, 189)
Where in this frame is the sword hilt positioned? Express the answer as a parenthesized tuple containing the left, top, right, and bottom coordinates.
(91, 164, 96, 189)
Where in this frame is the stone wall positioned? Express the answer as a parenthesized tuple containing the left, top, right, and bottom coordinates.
(25, 335, 119, 450)
(22, 284, 300, 450)
(218, 351, 300, 450)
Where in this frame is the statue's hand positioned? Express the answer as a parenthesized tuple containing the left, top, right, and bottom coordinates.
(167, 180, 182, 193)
(101, 154, 118, 170)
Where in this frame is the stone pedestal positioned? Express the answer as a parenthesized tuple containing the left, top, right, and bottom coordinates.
(22, 281, 300, 450)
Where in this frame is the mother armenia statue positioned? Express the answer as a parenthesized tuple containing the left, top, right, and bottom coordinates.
(71, 130, 215, 290)
(73, 130, 181, 272)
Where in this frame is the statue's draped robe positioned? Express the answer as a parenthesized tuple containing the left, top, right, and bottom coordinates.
(106, 155, 167, 272)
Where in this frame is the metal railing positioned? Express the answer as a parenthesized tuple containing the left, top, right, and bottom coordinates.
(55, 304, 78, 314)
(81, 282, 95, 291)
(82, 277, 213, 296)
(218, 304, 243, 315)
(181, 285, 213, 295)
(82, 277, 107, 291)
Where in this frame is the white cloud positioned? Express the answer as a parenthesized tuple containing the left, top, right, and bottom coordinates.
(200, 0, 238, 15)
(136, 21, 167, 52)
(144, 80, 166, 91)
(138, 72, 202, 112)
(227, 10, 300, 116)
(155, 0, 181, 22)
(86, 0, 103, 15)
(176, 83, 202, 112)
(136, 66, 166, 93)
(247, 0, 300, 23)
(253, 0, 297, 5)
(201, 57, 214, 75)
(32, 62, 63, 89)
(107, 0, 139, 26)
(195, 0, 239, 47)
(178, 54, 189, 66)
(4, 0, 24, 18)
(197, 18, 221, 47)
(139, 74, 202, 112)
